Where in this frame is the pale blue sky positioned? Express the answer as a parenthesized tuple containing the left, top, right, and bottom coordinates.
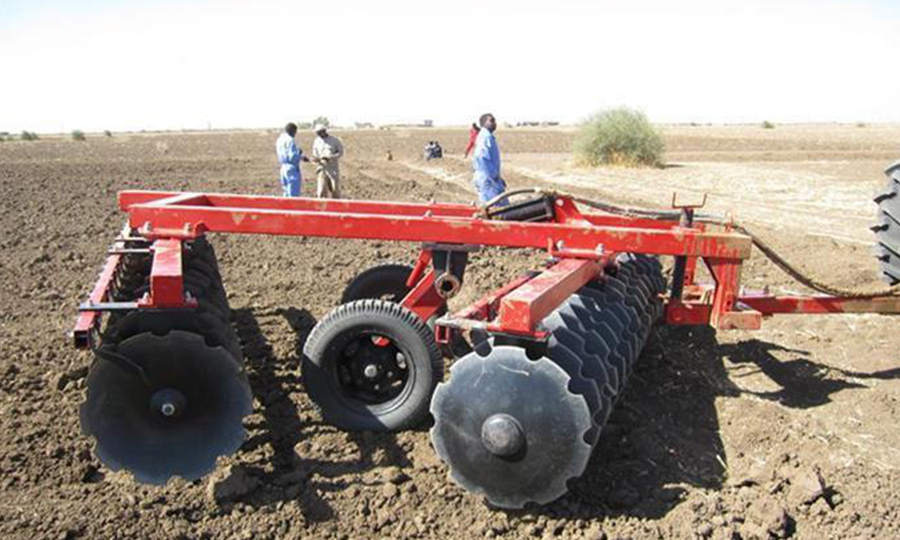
(1, 0, 899, 133)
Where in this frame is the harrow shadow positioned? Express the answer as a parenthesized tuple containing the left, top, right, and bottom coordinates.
(230, 307, 415, 523)
(537, 325, 732, 520)
(233, 307, 333, 520)
(717, 339, 900, 409)
(522, 322, 900, 521)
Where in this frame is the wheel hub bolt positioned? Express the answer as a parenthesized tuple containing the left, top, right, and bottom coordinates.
(150, 388, 186, 419)
(363, 364, 380, 379)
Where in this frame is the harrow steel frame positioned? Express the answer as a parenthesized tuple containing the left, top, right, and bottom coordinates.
(73, 189, 900, 348)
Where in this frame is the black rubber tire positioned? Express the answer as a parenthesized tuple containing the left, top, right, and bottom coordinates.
(339, 262, 462, 357)
(873, 161, 900, 285)
(340, 263, 415, 304)
(302, 299, 443, 431)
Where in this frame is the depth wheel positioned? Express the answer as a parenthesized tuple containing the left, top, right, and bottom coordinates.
(302, 299, 443, 431)
(341, 263, 415, 303)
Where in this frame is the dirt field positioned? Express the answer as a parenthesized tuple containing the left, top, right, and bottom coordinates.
(1, 125, 899, 540)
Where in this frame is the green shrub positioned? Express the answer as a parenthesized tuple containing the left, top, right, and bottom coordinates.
(311, 116, 330, 128)
(574, 107, 664, 167)
(20, 131, 39, 141)
(761, 120, 775, 129)
(104, 130, 113, 137)
(71, 130, 86, 141)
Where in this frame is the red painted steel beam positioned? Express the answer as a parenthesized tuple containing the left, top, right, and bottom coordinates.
(665, 301, 761, 330)
(740, 294, 900, 315)
(705, 258, 742, 328)
(120, 191, 478, 218)
(583, 214, 679, 230)
(400, 270, 447, 323)
(124, 201, 751, 258)
(451, 273, 536, 323)
(497, 259, 602, 334)
(138, 239, 194, 308)
(407, 250, 433, 288)
(120, 191, 679, 231)
(143, 193, 211, 207)
(665, 302, 711, 326)
(73, 252, 122, 348)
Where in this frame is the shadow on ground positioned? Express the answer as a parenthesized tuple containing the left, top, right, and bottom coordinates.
(232, 307, 414, 522)
(521, 323, 900, 521)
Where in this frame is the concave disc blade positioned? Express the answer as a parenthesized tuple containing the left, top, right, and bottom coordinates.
(430, 344, 592, 509)
(80, 330, 252, 484)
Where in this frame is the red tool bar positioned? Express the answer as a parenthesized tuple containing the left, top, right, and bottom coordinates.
(119, 191, 681, 231)
(583, 214, 679, 230)
(450, 274, 537, 324)
(119, 191, 751, 259)
(73, 252, 122, 348)
(739, 294, 900, 315)
(138, 239, 192, 308)
(498, 259, 602, 334)
(120, 191, 478, 219)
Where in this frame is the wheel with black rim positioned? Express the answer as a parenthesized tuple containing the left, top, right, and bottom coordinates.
(302, 299, 443, 431)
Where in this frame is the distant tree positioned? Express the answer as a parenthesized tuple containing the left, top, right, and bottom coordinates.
(761, 120, 775, 129)
(71, 130, 86, 141)
(311, 116, 330, 128)
(20, 131, 39, 141)
(104, 130, 113, 137)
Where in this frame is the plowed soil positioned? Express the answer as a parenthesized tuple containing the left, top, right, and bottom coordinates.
(1, 125, 899, 540)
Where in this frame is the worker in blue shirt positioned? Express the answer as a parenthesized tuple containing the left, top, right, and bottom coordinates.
(472, 113, 508, 206)
(275, 122, 309, 197)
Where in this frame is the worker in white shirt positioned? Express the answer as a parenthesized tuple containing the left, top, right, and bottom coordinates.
(311, 124, 344, 199)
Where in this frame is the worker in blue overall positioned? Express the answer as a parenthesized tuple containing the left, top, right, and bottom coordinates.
(471, 113, 509, 206)
(275, 122, 309, 197)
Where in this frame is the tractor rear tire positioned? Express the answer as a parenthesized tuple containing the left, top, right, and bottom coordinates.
(873, 161, 900, 285)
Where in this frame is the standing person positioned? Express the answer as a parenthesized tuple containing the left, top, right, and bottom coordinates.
(312, 123, 344, 199)
(275, 122, 309, 197)
(463, 122, 480, 158)
(472, 113, 508, 205)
